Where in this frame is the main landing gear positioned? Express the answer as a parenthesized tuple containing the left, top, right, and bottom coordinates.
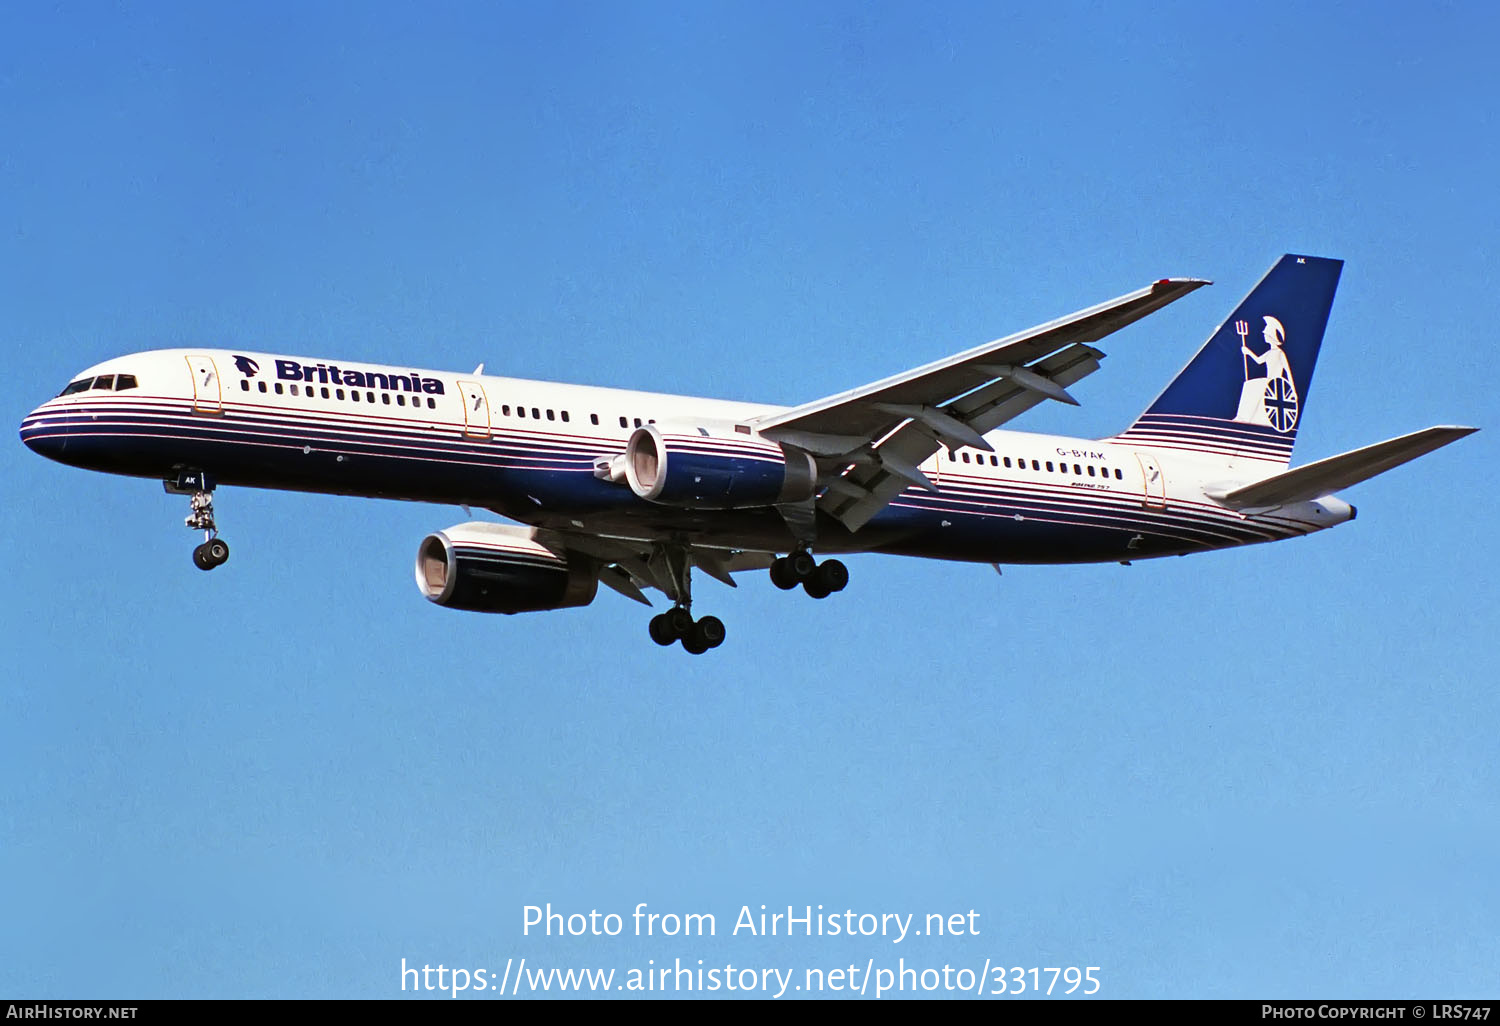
(167, 470, 229, 571)
(640, 544, 849, 654)
(648, 607, 726, 654)
(769, 551, 848, 599)
(645, 542, 726, 655)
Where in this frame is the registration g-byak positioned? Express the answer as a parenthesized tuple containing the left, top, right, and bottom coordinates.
(20, 255, 1476, 653)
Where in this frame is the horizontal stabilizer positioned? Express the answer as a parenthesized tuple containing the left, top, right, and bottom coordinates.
(1208, 426, 1477, 509)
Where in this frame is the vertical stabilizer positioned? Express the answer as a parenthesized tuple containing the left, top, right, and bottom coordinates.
(1114, 254, 1343, 465)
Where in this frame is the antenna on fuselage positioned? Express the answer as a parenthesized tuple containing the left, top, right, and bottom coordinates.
(472, 363, 484, 374)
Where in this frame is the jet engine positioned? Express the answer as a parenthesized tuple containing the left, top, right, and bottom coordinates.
(617, 423, 816, 508)
(415, 522, 597, 614)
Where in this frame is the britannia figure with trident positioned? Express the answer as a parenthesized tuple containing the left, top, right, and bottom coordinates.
(1234, 315, 1299, 431)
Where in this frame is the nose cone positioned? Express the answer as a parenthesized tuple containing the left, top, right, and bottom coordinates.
(19, 405, 66, 461)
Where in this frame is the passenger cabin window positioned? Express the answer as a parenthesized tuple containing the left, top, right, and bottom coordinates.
(590, 414, 599, 425)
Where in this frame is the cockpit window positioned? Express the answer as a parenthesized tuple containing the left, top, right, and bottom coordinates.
(57, 373, 138, 396)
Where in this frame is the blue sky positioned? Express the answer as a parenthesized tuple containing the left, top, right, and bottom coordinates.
(3, 1, 1497, 999)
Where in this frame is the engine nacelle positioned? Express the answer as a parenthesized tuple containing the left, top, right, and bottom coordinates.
(415, 522, 597, 614)
(622, 423, 816, 508)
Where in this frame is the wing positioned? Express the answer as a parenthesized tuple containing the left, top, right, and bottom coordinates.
(751, 276, 1210, 531)
(532, 528, 774, 606)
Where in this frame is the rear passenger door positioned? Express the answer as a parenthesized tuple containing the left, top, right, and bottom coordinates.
(1134, 452, 1167, 509)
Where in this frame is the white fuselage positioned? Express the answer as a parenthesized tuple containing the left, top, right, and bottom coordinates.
(20, 348, 1355, 565)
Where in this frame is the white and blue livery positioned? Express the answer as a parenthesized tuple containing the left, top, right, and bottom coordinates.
(20, 255, 1475, 652)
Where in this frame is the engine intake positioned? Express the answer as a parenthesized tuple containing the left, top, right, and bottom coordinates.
(415, 522, 597, 614)
(623, 423, 816, 508)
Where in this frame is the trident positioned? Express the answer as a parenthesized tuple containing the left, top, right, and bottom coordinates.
(1235, 319, 1250, 380)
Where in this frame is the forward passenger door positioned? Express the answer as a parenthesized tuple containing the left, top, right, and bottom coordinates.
(185, 355, 223, 414)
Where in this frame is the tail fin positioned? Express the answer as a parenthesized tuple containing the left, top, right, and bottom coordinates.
(1114, 254, 1343, 465)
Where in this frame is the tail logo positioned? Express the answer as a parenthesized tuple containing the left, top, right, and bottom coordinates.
(1234, 316, 1299, 433)
(233, 355, 260, 378)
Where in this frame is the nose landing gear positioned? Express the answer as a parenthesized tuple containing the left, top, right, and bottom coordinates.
(191, 535, 229, 571)
(167, 470, 228, 571)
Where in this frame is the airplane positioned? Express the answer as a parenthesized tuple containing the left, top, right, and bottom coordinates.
(19, 254, 1476, 653)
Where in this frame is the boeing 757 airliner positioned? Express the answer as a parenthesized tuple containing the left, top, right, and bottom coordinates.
(19, 255, 1475, 652)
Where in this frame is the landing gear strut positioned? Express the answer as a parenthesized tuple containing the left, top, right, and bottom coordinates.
(167, 470, 229, 571)
(770, 551, 847, 598)
(645, 542, 725, 654)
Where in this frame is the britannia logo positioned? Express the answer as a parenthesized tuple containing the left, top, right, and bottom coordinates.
(1233, 315, 1299, 433)
(233, 355, 260, 378)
